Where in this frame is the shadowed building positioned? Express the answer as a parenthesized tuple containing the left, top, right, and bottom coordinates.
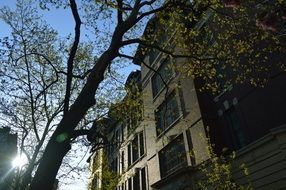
(88, 3, 286, 189)
(0, 127, 17, 190)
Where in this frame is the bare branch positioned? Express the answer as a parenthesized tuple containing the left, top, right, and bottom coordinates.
(121, 38, 218, 61)
(117, 0, 123, 24)
(22, 40, 40, 142)
(64, 0, 82, 116)
(139, 0, 156, 9)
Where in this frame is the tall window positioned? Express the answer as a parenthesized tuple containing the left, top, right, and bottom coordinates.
(110, 156, 118, 173)
(128, 167, 148, 190)
(155, 92, 180, 135)
(127, 131, 145, 167)
(128, 178, 132, 190)
(121, 151, 124, 173)
(149, 48, 159, 65)
(151, 58, 173, 98)
(121, 125, 125, 142)
(91, 177, 98, 189)
(127, 117, 139, 136)
(159, 135, 187, 178)
(225, 107, 247, 150)
(133, 171, 140, 190)
(141, 167, 147, 190)
(128, 144, 132, 166)
(132, 135, 139, 162)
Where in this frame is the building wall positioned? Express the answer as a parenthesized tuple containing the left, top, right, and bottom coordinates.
(139, 33, 210, 189)
(195, 71, 286, 153)
(88, 6, 286, 190)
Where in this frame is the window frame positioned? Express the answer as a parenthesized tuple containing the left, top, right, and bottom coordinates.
(155, 91, 181, 136)
(127, 131, 146, 168)
(151, 57, 175, 99)
(159, 134, 187, 178)
(127, 167, 148, 190)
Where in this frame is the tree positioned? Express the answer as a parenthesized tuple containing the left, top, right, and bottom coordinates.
(0, 1, 64, 188)
(0, 0, 285, 189)
(195, 131, 252, 190)
(0, 0, 124, 189)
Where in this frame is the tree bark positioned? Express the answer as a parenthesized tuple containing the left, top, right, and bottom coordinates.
(29, 137, 71, 190)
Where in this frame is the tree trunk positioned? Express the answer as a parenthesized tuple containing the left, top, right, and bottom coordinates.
(29, 7, 137, 188)
(29, 135, 71, 190)
(29, 49, 118, 190)
(17, 166, 32, 190)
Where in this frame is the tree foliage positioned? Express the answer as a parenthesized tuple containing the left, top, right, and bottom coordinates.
(196, 135, 252, 190)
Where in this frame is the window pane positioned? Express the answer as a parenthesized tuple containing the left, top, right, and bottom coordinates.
(141, 167, 146, 190)
(159, 135, 187, 178)
(128, 144, 131, 167)
(121, 125, 124, 142)
(149, 48, 159, 64)
(121, 151, 124, 172)
(152, 58, 173, 98)
(225, 108, 247, 149)
(133, 171, 140, 190)
(139, 132, 145, 157)
(155, 93, 180, 135)
(128, 178, 132, 190)
(132, 135, 139, 163)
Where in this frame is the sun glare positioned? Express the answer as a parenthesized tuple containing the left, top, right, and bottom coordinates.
(12, 154, 28, 168)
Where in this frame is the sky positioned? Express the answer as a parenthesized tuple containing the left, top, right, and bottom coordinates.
(0, 0, 139, 189)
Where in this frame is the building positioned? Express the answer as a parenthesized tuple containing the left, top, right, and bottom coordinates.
(88, 2, 286, 190)
(0, 127, 17, 190)
(88, 70, 145, 190)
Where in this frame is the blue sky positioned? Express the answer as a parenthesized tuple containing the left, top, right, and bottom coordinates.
(1, 0, 71, 37)
(0, 0, 139, 189)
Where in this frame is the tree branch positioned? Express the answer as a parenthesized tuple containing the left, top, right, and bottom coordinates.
(64, 0, 82, 116)
(117, 0, 123, 24)
(139, 0, 156, 9)
(121, 38, 217, 61)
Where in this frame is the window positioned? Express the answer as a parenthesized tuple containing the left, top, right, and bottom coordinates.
(127, 117, 138, 136)
(115, 130, 120, 148)
(117, 182, 125, 190)
(128, 178, 132, 190)
(132, 135, 139, 162)
(149, 48, 159, 65)
(155, 92, 180, 135)
(110, 157, 118, 173)
(91, 177, 98, 189)
(159, 135, 187, 178)
(133, 171, 140, 190)
(139, 132, 144, 157)
(128, 144, 132, 166)
(128, 167, 148, 190)
(121, 125, 125, 142)
(148, 23, 169, 65)
(151, 58, 173, 98)
(225, 107, 247, 150)
(141, 167, 147, 190)
(121, 151, 124, 173)
(127, 131, 145, 167)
